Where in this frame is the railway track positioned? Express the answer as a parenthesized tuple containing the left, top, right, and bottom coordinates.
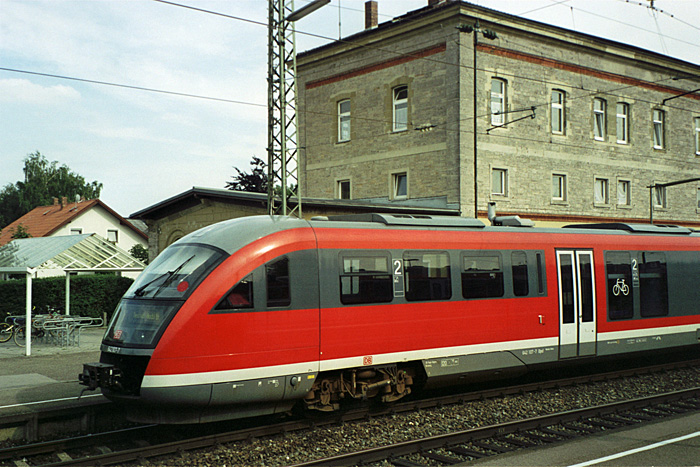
(1, 358, 699, 466)
(292, 387, 700, 467)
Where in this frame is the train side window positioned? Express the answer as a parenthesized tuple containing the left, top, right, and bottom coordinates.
(267, 257, 291, 307)
(511, 251, 529, 297)
(461, 253, 504, 299)
(639, 252, 669, 317)
(536, 252, 545, 294)
(213, 275, 253, 312)
(403, 251, 451, 301)
(340, 255, 393, 305)
(605, 252, 633, 320)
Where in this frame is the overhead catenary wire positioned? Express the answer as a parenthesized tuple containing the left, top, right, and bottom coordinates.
(1, 1, 698, 142)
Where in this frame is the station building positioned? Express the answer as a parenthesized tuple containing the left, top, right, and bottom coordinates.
(297, 0, 700, 226)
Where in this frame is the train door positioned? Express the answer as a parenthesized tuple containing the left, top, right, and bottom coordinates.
(556, 250, 597, 359)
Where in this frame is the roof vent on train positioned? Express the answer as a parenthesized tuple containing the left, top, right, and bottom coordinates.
(562, 223, 694, 235)
(487, 202, 535, 227)
(323, 213, 485, 228)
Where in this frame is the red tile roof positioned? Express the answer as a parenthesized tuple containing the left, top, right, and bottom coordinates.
(0, 198, 147, 246)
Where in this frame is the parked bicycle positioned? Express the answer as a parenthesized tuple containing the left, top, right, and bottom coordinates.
(0, 319, 15, 343)
(0, 316, 45, 347)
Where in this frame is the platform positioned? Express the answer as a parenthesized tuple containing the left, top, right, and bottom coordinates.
(0, 326, 105, 410)
(467, 411, 700, 467)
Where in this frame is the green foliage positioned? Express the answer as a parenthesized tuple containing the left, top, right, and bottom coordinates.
(0, 274, 133, 323)
(11, 224, 32, 239)
(226, 156, 268, 193)
(129, 244, 149, 264)
(0, 151, 103, 227)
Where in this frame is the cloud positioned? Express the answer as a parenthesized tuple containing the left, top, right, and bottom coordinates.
(0, 79, 80, 105)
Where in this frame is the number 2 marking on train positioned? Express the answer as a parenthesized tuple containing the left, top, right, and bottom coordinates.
(394, 260, 403, 275)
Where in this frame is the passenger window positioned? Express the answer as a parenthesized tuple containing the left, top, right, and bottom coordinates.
(462, 253, 504, 299)
(639, 252, 668, 317)
(213, 275, 253, 312)
(536, 252, 545, 294)
(267, 257, 291, 307)
(511, 251, 529, 297)
(403, 251, 451, 301)
(605, 252, 633, 320)
(340, 255, 393, 305)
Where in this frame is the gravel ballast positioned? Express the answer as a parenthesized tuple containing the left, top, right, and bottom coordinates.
(144, 365, 700, 466)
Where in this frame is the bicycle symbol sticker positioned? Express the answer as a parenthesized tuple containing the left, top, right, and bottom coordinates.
(612, 278, 630, 296)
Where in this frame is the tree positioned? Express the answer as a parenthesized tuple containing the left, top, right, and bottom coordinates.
(129, 244, 149, 264)
(10, 224, 32, 240)
(225, 156, 268, 193)
(0, 152, 103, 227)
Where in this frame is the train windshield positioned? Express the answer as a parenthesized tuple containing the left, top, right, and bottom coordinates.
(125, 243, 227, 300)
(104, 299, 180, 348)
(103, 243, 227, 348)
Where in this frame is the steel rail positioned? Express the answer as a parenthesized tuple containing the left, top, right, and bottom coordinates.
(3, 357, 699, 466)
(290, 387, 700, 467)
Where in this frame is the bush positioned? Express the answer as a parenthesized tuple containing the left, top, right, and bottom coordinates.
(0, 274, 133, 323)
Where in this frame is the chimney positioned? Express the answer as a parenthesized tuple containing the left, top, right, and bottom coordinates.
(53, 197, 59, 206)
(61, 196, 67, 208)
(365, 1, 378, 29)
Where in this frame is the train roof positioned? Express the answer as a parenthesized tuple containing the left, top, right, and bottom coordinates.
(173, 214, 700, 256)
(311, 214, 700, 237)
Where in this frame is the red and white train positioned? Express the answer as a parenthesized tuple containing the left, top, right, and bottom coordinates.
(80, 214, 700, 424)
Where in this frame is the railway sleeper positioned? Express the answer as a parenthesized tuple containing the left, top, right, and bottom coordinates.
(448, 446, 489, 459)
(423, 450, 464, 464)
(303, 365, 415, 412)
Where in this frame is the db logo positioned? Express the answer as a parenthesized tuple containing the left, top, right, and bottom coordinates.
(363, 356, 373, 366)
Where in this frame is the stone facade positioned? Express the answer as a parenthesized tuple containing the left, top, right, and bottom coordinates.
(297, 1, 700, 226)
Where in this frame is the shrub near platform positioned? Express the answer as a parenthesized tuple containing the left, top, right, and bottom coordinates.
(0, 275, 133, 322)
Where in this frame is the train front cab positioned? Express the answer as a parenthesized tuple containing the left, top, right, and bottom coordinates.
(82, 217, 323, 424)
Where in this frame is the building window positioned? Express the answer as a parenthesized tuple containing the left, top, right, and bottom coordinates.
(593, 98, 606, 141)
(616, 103, 629, 144)
(594, 178, 609, 204)
(337, 179, 351, 200)
(491, 168, 508, 196)
(392, 85, 408, 132)
(551, 90, 565, 134)
(70, 228, 83, 235)
(490, 78, 506, 126)
(107, 229, 118, 243)
(653, 109, 665, 149)
(617, 180, 631, 206)
(338, 99, 351, 142)
(695, 117, 700, 155)
(552, 173, 566, 201)
(392, 172, 408, 199)
(654, 185, 666, 208)
(697, 187, 700, 209)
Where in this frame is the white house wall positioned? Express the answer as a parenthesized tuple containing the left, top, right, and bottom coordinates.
(50, 205, 147, 253)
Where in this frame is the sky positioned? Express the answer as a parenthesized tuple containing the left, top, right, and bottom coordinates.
(1, 0, 699, 218)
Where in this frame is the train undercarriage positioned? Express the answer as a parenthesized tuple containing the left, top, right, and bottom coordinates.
(303, 364, 417, 412)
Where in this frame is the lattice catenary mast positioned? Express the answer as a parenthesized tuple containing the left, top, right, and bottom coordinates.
(267, 0, 329, 217)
